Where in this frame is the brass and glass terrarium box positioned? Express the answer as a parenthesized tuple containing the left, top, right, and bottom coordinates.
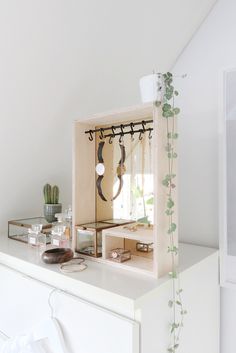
(8, 217, 52, 244)
(75, 220, 133, 257)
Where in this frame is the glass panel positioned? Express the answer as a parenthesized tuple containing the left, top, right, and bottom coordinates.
(10, 217, 50, 227)
(77, 229, 95, 255)
(97, 231, 102, 256)
(79, 222, 116, 230)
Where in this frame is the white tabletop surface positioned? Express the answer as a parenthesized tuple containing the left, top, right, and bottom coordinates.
(0, 236, 217, 312)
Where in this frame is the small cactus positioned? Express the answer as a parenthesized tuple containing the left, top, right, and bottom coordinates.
(52, 185, 59, 204)
(43, 183, 51, 204)
(43, 183, 59, 204)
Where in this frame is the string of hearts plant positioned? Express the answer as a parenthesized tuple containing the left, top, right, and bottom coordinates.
(156, 72, 187, 353)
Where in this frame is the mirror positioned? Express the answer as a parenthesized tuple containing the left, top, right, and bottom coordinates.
(95, 120, 154, 224)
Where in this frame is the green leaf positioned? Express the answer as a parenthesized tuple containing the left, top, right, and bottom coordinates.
(163, 103, 172, 112)
(174, 90, 179, 96)
(167, 198, 174, 209)
(170, 322, 179, 333)
(177, 289, 183, 294)
(163, 110, 169, 118)
(173, 133, 179, 139)
(155, 101, 161, 107)
(167, 348, 174, 353)
(168, 246, 178, 254)
(165, 93, 173, 101)
(168, 300, 173, 308)
(173, 107, 180, 115)
(146, 196, 154, 205)
(168, 223, 177, 234)
(162, 179, 169, 187)
(176, 301, 182, 306)
(174, 344, 179, 349)
(137, 216, 149, 224)
(172, 152, 178, 158)
(169, 271, 177, 279)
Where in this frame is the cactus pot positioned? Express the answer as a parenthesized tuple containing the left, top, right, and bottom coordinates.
(44, 203, 62, 223)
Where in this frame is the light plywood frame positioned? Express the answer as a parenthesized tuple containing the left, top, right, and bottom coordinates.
(72, 103, 178, 278)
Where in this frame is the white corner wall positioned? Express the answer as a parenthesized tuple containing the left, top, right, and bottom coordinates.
(172, 1, 236, 352)
(0, 0, 215, 234)
(173, 0, 236, 248)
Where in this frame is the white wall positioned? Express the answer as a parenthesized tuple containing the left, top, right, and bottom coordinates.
(172, 1, 236, 352)
(0, 0, 215, 234)
(173, 0, 236, 248)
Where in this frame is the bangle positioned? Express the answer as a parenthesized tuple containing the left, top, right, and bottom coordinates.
(60, 258, 87, 273)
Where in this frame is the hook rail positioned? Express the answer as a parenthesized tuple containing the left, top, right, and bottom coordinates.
(85, 120, 153, 142)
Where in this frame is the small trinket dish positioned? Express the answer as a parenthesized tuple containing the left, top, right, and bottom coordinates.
(108, 248, 131, 263)
(41, 248, 74, 264)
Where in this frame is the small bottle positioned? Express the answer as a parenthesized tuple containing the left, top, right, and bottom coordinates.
(64, 206, 72, 240)
(50, 225, 69, 248)
(28, 224, 46, 250)
(54, 213, 65, 227)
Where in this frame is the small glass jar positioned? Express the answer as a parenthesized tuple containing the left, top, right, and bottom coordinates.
(108, 248, 131, 263)
(28, 224, 46, 249)
(50, 225, 69, 248)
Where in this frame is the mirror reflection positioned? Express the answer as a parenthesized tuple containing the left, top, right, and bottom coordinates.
(95, 120, 154, 225)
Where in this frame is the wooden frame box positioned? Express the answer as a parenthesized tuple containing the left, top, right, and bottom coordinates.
(72, 103, 178, 278)
(102, 225, 154, 276)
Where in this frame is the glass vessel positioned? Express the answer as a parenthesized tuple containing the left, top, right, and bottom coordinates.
(108, 248, 131, 263)
(50, 225, 69, 248)
(8, 217, 52, 243)
(76, 222, 119, 257)
(28, 224, 46, 249)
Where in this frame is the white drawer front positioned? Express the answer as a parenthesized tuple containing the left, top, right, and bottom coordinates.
(0, 264, 139, 353)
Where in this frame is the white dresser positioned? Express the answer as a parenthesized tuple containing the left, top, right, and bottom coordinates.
(0, 237, 219, 353)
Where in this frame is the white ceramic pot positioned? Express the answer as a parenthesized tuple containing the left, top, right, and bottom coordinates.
(139, 73, 163, 103)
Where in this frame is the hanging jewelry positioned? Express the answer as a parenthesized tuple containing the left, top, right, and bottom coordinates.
(111, 143, 126, 201)
(96, 141, 107, 201)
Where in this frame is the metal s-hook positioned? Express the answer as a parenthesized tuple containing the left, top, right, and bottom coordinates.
(119, 135, 124, 144)
(130, 122, 135, 141)
(148, 129, 152, 139)
(109, 126, 116, 144)
(88, 130, 93, 141)
(119, 124, 125, 144)
(99, 128, 104, 140)
(141, 120, 146, 133)
(139, 120, 146, 141)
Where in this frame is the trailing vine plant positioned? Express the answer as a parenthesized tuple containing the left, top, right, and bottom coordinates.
(156, 72, 187, 353)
